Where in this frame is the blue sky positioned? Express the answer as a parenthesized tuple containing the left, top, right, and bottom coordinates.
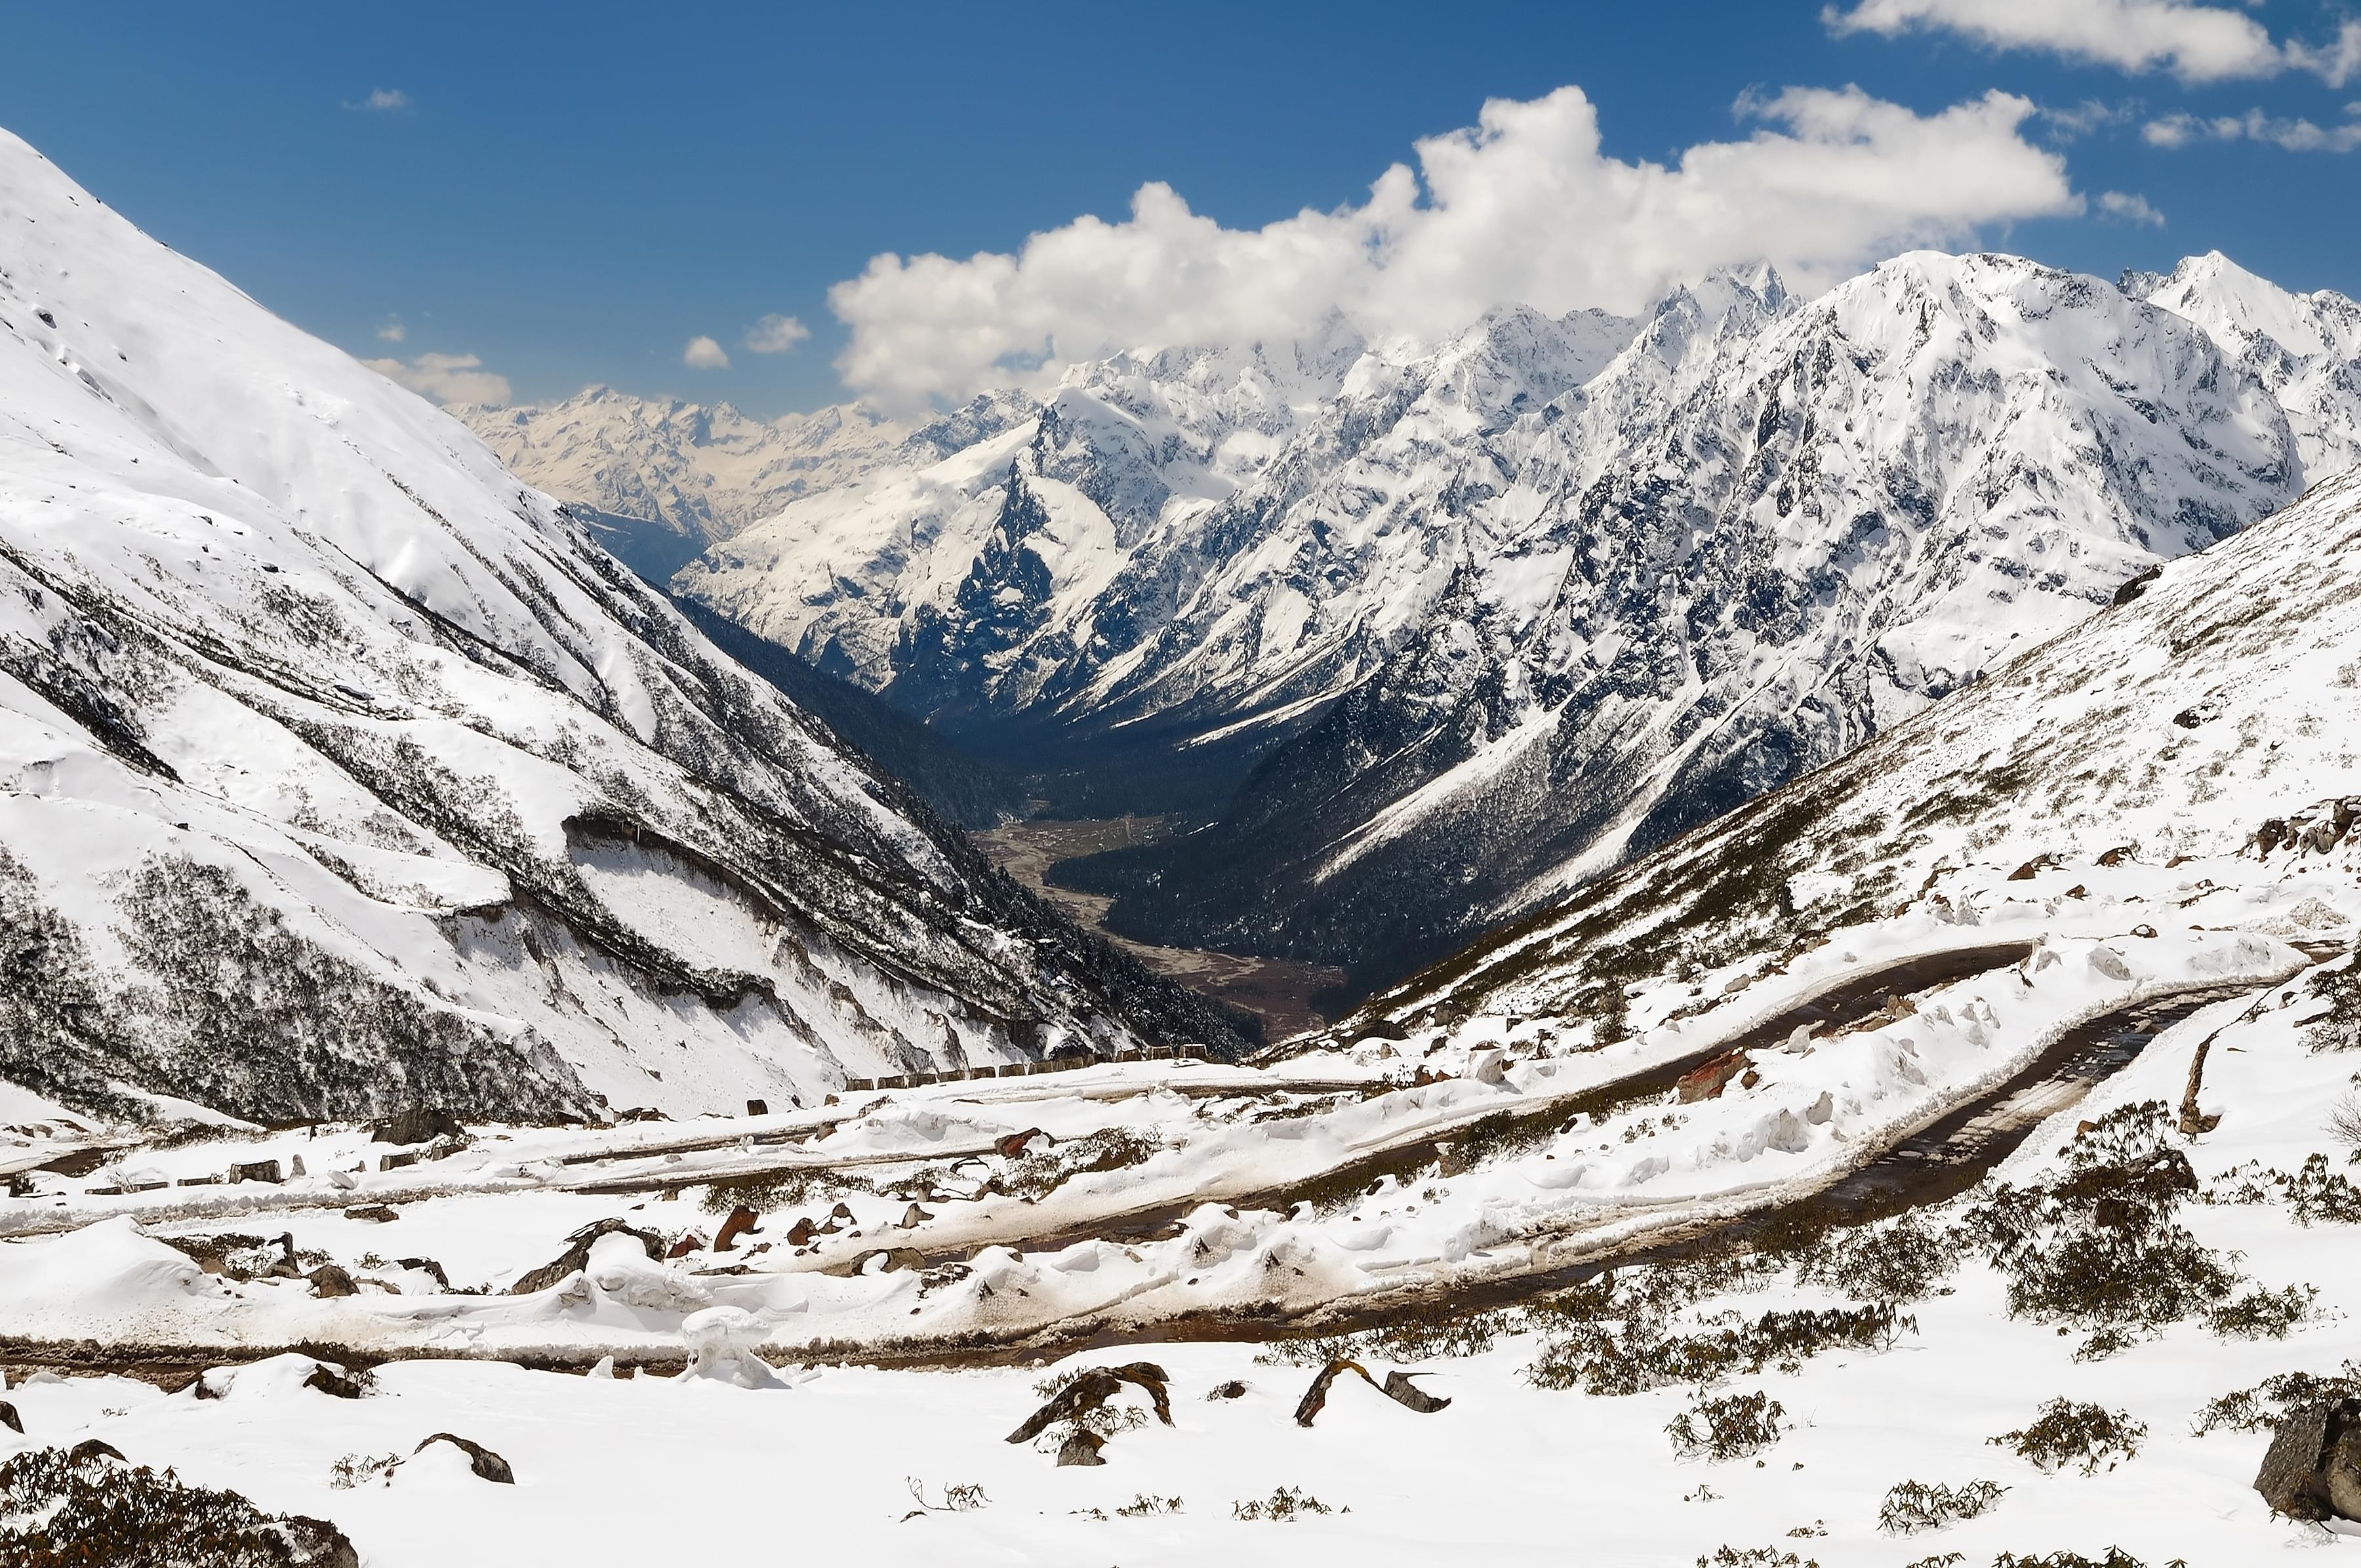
(4, 1, 2354, 415)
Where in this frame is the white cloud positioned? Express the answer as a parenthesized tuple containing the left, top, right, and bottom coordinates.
(2038, 98, 2141, 138)
(826, 85, 2078, 407)
(2145, 105, 2361, 151)
(2095, 190, 2166, 225)
(375, 319, 406, 343)
(362, 351, 511, 406)
(682, 335, 731, 369)
(743, 314, 811, 353)
(345, 88, 412, 112)
(1828, 0, 2359, 86)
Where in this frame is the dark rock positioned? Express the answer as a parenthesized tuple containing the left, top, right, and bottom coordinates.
(395, 1256, 450, 1288)
(228, 1159, 283, 1185)
(745, 1098, 768, 1116)
(0, 1398, 18, 1433)
(1007, 1363, 1173, 1446)
(2257, 1397, 2361, 1521)
(713, 1205, 760, 1252)
(273, 1515, 362, 1568)
(783, 1217, 817, 1247)
(414, 1432, 514, 1483)
(66, 1438, 125, 1464)
(1293, 1358, 1453, 1426)
(1676, 1051, 1752, 1104)
(2110, 565, 2162, 607)
(1056, 1430, 1106, 1466)
(508, 1217, 666, 1295)
(306, 1264, 359, 1298)
(302, 1362, 367, 1399)
(996, 1127, 1049, 1158)
(342, 1205, 399, 1223)
(371, 1107, 467, 1147)
(664, 1233, 705, 1260)
(1205, 1380, 1248, 1401)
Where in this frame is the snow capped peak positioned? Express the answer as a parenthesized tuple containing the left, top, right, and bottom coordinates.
(2142, 250, 2361, 481)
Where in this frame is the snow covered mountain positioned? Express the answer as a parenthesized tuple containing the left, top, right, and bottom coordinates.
(458, 386, 1034, 584)
(682, 249, 2352, 997)
(0, 129, 1245, 1130)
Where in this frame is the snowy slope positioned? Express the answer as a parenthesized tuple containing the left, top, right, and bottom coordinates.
(456, 386, 1035, 584)
(1071, 252, 2335, 988)
(0, 130, 1244, 1129)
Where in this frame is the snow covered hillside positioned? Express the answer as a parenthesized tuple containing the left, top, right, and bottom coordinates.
(458, 386, 1035, 584)
(679, 251, 2360, 998)
(6, 443, 2361, 1567)
(0, 129, 1245, 1131)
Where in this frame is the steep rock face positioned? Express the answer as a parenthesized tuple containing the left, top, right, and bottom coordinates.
(1334, 459, 2361, 1047)
(1071, 253, 2315, 990)
(0, 131, 1243, 1127)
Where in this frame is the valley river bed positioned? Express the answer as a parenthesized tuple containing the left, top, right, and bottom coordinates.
(971, 816, 1345, 1043)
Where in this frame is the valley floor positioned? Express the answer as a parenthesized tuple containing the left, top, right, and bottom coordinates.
(973, 815, 1345, 1042)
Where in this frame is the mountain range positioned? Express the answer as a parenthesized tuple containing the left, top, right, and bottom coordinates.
(0, 129, 1245, 1131)
(644, 249, 2360, 999)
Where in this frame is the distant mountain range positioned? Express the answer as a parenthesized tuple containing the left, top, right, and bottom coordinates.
(627, 251, 2354, 1000)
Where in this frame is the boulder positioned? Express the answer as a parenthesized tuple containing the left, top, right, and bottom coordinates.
(508, 1218, 666, 1295)
(371, 1108, 467, 1147)
(306, 1264, 359, 1298)
(1057, 1430, 1106, 1466)
(342, 1205, 398, 1223)
(1006, 1363, 1173, 1447)
(713, 1206, 760, 1252)
(2256, 1397, 2361, 1521)
(413, 1432, 514, 1483)
(0, 1398, 18, 1434)
(1677, 1051, 1752, 1104)
(303, 1361, 368, 1399)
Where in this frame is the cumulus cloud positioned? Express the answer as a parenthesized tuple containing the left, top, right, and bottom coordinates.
(1828, 0, 2359, 86)
(683, 335, 731, 369)
(2145, 105, 2361, 151)
(2095, 190, 2167, 225)
(743, 313, 811, 353)
(362, 351, 511, 406)
(344, 88, 412, 112)
(827, 85, 2079, 406)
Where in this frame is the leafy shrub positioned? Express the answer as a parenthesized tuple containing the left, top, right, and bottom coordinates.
(2192, 1362, 2361, 1436)
(2302, 953, 2361, 1053)
(0, 1446, 355, 1566)
(701, 1167, 874, 1215)
(1529, 1300, 1910, 1394)
(2207, 1283, 2315, 1340)
(1231, 1486, 1334, 1521)
(1001, 1128, 1165, 1200)
(1902, 1556, 1965, 1568)
(1794, 1214, 1958, 1302)
(1695, 1548, 1816, 1568)
(1257, 1306, 1516, 1366)
(1989, 1552, 2161, 1568)
(1990, 1400, 2146, 1474)
(1116, 1495, 1181, 1516)
(1668, 1392, 1786, 1461)
(2282, 1154, 2361, 1224)
(327, 1451, 401, 1490)
(1960, 1102, 2238, 1355)
(1877, 1479, 2006, 1535)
